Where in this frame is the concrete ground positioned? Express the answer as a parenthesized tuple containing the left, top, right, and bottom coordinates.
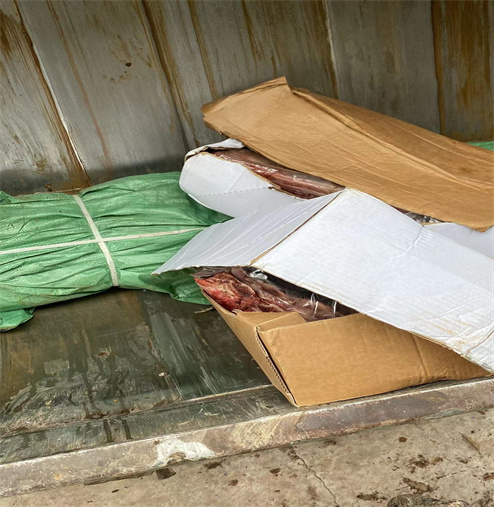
(1, 409, 493, 507)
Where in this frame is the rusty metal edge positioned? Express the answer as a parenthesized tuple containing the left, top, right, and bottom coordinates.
(1, 377, 493, 498)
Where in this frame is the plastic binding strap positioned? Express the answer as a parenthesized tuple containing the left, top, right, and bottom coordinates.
(72, 195, 119, 287)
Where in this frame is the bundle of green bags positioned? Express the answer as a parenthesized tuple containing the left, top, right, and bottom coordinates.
(0, 173, 229, 331)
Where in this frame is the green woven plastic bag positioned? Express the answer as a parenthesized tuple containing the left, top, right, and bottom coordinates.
(0, 173, 229, 331)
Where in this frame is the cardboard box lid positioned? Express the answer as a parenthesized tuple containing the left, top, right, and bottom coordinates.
(202, 77, 494, 231)
(155, 189, 494, 372)
(426, 223, 494, 258)
(156, 192, 336, 269)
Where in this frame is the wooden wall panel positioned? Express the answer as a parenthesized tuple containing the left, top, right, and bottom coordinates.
(142, 0, 220, 148)
(0, 0, 89, 194)
(144, 0, 337, 148)
(326, 0, 441, 132)
(1, 0, 492, 194)
(432, 0, 494, 141)
(17, 0, 188, 183)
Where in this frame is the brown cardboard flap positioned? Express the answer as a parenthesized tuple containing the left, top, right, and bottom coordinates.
(204, 293, 489, 407)
(202, 77, 494, 230)
(257, 314, 489, 407)
(207, 297, 304, 402)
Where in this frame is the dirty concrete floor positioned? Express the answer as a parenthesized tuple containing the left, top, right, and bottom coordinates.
(1, 409, 493, 507)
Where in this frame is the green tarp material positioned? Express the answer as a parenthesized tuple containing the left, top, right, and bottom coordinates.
(0, 173, 229, 331)
(471, 141, 494, 151)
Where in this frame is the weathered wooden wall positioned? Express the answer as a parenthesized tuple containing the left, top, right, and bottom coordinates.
(0, 0, 492, 194)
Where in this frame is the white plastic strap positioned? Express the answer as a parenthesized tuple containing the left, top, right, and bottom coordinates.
(0, 197, 205, 284)
(73, 195, 119, 286)
(0, 229, 201, 256)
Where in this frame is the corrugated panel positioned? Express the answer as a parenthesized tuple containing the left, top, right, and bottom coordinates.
(432, 0, 494, 141)
(144, 0, 337, 149)
(246, 0, 337, 96)
(0, 0, 90, 194)
(326, 0, 441, 132)
(17, 0, 188, 183)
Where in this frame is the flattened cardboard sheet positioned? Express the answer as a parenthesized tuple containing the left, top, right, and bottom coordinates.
(202, 77, 494, 230)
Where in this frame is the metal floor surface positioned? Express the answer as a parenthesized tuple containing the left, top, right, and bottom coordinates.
(1, 289, 493, 497)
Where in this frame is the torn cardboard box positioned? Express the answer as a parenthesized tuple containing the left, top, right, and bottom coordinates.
(201, 77, 494, 231)
(170, 78, 494, 407)
(155, 190, 494, 374)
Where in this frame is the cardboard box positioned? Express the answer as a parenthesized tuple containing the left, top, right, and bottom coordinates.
(207, 300, 488, 407)
(156, 190, 494, 373)
(159, 78, 494, 406)
(201, 77, 494, 231)
(180, 139, 301, 218)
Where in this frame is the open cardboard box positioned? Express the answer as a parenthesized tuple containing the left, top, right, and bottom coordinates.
(181, 139, 494, 258)
(206, 299, 487, 407)
(155, 190, 494, 406)
(159, 78, 494, 407)
(180, 77, 494, 258)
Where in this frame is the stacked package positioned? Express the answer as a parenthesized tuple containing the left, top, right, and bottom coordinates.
(155, 78, 494, 406)
(0, 173, 228, 331)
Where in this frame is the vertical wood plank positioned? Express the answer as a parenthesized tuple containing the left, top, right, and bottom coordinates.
(432, 0, 494, 141)
(144, 0, 337, 148)
(17, 0, 188, 183)
(142, 0, 220, 148)
(0, 0, 90, 194)
(247, 0, 338, 96)
(326, 0, 441, 132)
